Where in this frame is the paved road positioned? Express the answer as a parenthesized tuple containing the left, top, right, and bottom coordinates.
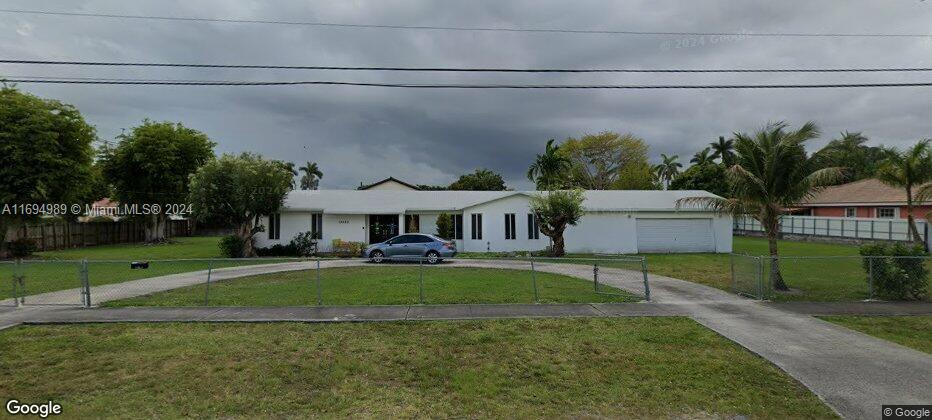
(1, 259, 930, 419)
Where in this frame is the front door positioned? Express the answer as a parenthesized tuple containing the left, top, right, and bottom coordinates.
(369, 214, 399, 244)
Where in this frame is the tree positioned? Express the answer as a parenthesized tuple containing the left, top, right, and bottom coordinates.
(710, 136, 736, 166)
(436, 213, 455, 239)
(449, 168, 507, 191)
(0, 86, 95, 254)
(669, 162, 730, 197)
(812, 131, 888, 183)
(560, 132, 651, 190)
(678, 121, 843, 291)
(653, 154, 683, 190)
(875, 140, 932, 244)
(690, 148, 715, 166)
(100, 120, 215, 242)
(299, 161, 323, 190)
(529, 190, 586, 256)
(188, 153, 294, 257)
(527, 139, 572, 190)
(615, 160, 661, 190)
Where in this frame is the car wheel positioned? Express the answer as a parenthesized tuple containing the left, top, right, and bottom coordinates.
(370, 250, 385, 263)
(425, 251, 440, 265)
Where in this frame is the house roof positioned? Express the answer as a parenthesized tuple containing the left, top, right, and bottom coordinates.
(801, 178, 929, 206)
(282, 189, 721, 214)
(357, 177, 420, 190)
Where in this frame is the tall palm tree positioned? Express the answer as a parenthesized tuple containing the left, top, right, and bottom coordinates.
(678, 121, 843, 291)
(875, 140, 932, 244)
(527, 139, 572, 190)
(299, 161, 323, 190)
(709, 136, 736, 167)
(690, 148, 715, 166)
(652, 154, 682, 190)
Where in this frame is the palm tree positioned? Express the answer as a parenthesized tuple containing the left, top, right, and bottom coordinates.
(875, 140, 932, 244)
(652, 154, 682, 190)
(527, 139, 572, 190)
(299, 161, 323, 190)
(678, 121, 843, 291)
(690, 148, 715, 166)
(709, 136, 736, 166)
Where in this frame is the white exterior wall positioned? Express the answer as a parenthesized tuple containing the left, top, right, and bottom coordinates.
(562, 211, 732, 254)
(462, 195, 548, 253)
(324, 214, 367, 251)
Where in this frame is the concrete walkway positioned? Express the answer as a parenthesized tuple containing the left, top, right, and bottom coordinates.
(1, 259, 930, 419)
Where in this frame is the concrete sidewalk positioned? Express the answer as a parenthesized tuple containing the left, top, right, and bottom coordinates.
(1, 259, 930, 419)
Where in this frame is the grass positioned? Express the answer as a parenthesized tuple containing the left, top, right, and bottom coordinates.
(0, 319, 836, 418)
(104, 266, 638, 307)
(819, 316, 932, 354)
(35, 236, 225, 260)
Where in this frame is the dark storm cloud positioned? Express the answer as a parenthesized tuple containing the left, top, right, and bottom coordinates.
(2, 0, 931, 189)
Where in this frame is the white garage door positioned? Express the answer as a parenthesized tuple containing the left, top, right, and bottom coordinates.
(636, 218, 715, 253)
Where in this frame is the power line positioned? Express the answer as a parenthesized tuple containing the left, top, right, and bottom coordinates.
(2, 9, 931, 38)
(3, 59, 932, 73)
(4, 77, 932, 89)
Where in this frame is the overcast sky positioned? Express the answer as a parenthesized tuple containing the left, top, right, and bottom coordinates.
(2, 1, 931, 189)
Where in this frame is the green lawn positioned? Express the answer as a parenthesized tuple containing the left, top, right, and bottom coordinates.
(819, 316, 932, 354)
(105, 266, 637, 307)
(36, 236, 225, 260)
(0, 319, 836, 418)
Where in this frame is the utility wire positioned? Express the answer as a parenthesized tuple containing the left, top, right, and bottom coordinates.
(4, 77, 932, 89)
(2, 9, 931, 38)
(3, 59, 932, 73)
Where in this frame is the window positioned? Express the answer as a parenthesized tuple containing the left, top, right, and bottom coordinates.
(471, 214, 483, 240)
(453, 215, 463, 240)
(388, 235, 410, 245)
(311, 214, 323, 239)
(527, 214, 540, 240)
(413, 235, 434, 243)
(845, 207, 857, 218)
(504, 213, 516, 240)
(876, 207, 897, 219)
(405, 214, 420, 233)
(268, 214, 281, 240)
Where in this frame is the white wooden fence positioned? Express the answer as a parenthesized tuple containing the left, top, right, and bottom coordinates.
(733, 215, 928, 243)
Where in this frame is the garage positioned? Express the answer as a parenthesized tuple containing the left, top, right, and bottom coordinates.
(636, 218, 715, 253)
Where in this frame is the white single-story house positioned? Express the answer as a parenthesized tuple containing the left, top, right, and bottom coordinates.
(255, 179, 732, 254)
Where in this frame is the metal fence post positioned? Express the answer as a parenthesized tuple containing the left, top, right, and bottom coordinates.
(204, 261, 213, 306)
(12, 259, 21, 307)
(418, 257, 425, 305)
(81, 259, 91, 308)
(315, 258, 322, 306)
(868, 256, 874, 300)
(529, 257, 539, 303)
(593, 262, 599, 292)
(641, 258, 651, 302)
(730, 253, 736, 292)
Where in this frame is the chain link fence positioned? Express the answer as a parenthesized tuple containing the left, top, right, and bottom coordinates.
(730, 254, 931, 301)
(2, 256, 650, 307)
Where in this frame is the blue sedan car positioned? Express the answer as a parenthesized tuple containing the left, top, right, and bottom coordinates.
(365, 234, 457, 264)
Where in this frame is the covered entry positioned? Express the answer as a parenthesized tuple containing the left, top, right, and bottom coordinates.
(636, 218, 715, 253)
(368, 214, 399, 244)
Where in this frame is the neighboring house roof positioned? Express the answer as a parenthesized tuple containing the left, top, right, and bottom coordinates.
(358, 177, 421, 190)
(801, 178, 930, 206)
(283, 189, 721, 214)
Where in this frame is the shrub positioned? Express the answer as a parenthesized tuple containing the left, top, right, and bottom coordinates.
(436, 213, 454, 240)
(218, 235, 244, 258)
(331, 239, 366, 258)
(8, 238, 37, 258)
(859, 242, 928, 300)
(256, 243, 298, 257)
(290, 231, 318, 256)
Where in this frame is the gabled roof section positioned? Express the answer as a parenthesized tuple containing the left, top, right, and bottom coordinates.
(283, 189, 721, 214)
(358, 177, 420, 190)
(801, 178, 930, 205)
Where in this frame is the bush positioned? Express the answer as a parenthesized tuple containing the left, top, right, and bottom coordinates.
(331, 239, 366, 258)
(8, 238, 37, 258)
(255, 243, 298, 257)
(436, 213, 454, 240)
(859, 242, 928, 300)
(218, 235, 244, 258)
(290, 231, 318, 256)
